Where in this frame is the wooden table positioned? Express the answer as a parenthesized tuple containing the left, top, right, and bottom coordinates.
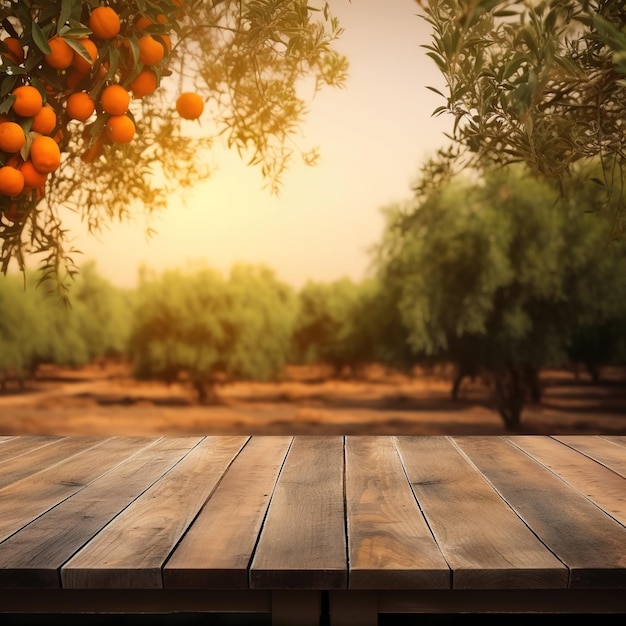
(0, 435, 625, 625)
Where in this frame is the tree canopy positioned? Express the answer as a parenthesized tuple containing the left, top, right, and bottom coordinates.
(0, 1, 347, 292)
(418, 0, 626, 239)
(375, 166, 626, 427)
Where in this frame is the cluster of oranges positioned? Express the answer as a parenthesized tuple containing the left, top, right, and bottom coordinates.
(0, 1, 204, 222)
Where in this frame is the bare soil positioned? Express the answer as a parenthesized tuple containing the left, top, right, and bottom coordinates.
(1, 362, 625, 437)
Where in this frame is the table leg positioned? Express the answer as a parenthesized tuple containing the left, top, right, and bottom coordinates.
(330, 590, 378, 626)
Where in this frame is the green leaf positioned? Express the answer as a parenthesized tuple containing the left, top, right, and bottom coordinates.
(31, 22, 52, 55)
(425, 85, 446, 98)
(0, 94, 15, 115)
(426, 51, 447, 72)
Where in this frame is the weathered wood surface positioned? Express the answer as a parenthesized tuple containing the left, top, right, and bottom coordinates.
(0, 435, 625, 600)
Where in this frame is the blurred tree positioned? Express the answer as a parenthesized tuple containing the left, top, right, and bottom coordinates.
(68, 260, 134, 362)
(129, 263, 296, 403)
(0, 273, 43, 387)
(291, 277, 364, 377)
(418, 0, 626, 239)
(375, 166, 626, 428)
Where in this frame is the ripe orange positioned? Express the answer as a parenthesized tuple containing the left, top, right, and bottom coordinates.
(30, 135, 61, 173)
(11, 85, 43, 117)
(138, 36, 165, 65)
(44, 37, 73, 69)
(66, 91, 96, 121)
(20, 160, 48, 188)
(72, 38, 98, 74)
(0, 166, 25, 196)
(134, 15, 153, 30)
(105, 114, 135, 143)
(129, 69, 158, 98)
(176, 92, 204, 120)
(89, 6, 121, 40)
(100, 84, 130, 115)
(31, 105, 57, 135)
(135, 14, 168, 29)
(1, 37, 24, 65)
(0, 121, 26, 153)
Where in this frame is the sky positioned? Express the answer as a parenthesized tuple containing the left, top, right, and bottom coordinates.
(60, 0, 451, 290)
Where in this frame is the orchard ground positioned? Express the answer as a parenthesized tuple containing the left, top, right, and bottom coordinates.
(0, 362, 625, 436)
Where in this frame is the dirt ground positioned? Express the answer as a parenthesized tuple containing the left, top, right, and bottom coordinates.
(1, 361, 626, 437)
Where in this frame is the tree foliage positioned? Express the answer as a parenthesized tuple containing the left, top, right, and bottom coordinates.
(418, 0, 626, 239)
(129, 263, 297, 403)
(0, 1, 347, 292)
(375, 166, 626, 428)
(0, 261, 131, 386)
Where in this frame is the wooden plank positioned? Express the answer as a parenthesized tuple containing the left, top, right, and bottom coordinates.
(511, 435, 626, 526)
(0, 436, 63, 463)
(164, 436, 292, 589)
(249, 436, 346, 590)
(61, 436, 249, 589)
(396, 436, 567, 589)
(345, 436, 449, 589)
(554, 435, 626, 478)
(0, 437, 202, 588)
(0, 436, 113, 490)
(603, 435, 626, 448)
(0, 436, 138, 543)
(458, 436, 626, 588)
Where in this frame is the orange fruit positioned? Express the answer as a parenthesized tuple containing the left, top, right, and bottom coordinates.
(30, 135, 61, 173)
(134, 15, 153, 30)
(105, 114, 135, 143)
(135, 14, 168, 29)
(65, 68, 86, 91)
(138, 36, 165, 65)
(72, 38, 98, 74)
(89, 6, 121, 39)
(11, 85, 43, 117)
(31, 105, 57, 135)
(66, 91, 96, 121)
(100, 84, 130, 115)
(129, 69, 158, 98)
(0, 121, 26, 153)
(176, 92, 204, 120)
(1, 37, 24, 65)
(20, 160, 48, 188)
(0, 166, 25, 196)
(44, 37, 73, 69)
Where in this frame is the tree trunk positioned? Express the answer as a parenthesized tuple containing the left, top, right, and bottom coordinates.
(493, 365, 527, 430)
(192, 379, 219, 405)
(451, 371, 465, 400)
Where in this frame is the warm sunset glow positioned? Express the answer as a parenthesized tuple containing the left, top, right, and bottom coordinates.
(60, 0, 450, 289)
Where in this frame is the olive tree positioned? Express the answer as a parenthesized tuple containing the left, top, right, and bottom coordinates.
(375, 166, 626, 429)
(418, 0, 626, 239)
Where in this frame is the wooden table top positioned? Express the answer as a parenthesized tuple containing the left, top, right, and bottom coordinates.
(0, 434, 625, 593)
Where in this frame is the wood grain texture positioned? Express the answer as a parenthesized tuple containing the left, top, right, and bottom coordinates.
(61, 436, 249, 589)
(511, 435, 626, 526)
(396, 436, 567, 589)
(554, 435, 626, 478)
(0, 436, 63, 463)
(0, 436, 113, 490)
(458, 436, 626, 588)
(164, 436, 292, 589)
(346, 436, 450, 589)
(249, 436, 346, 590)
(0, 437, 201, 588)
(0, 437, 139, 543)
